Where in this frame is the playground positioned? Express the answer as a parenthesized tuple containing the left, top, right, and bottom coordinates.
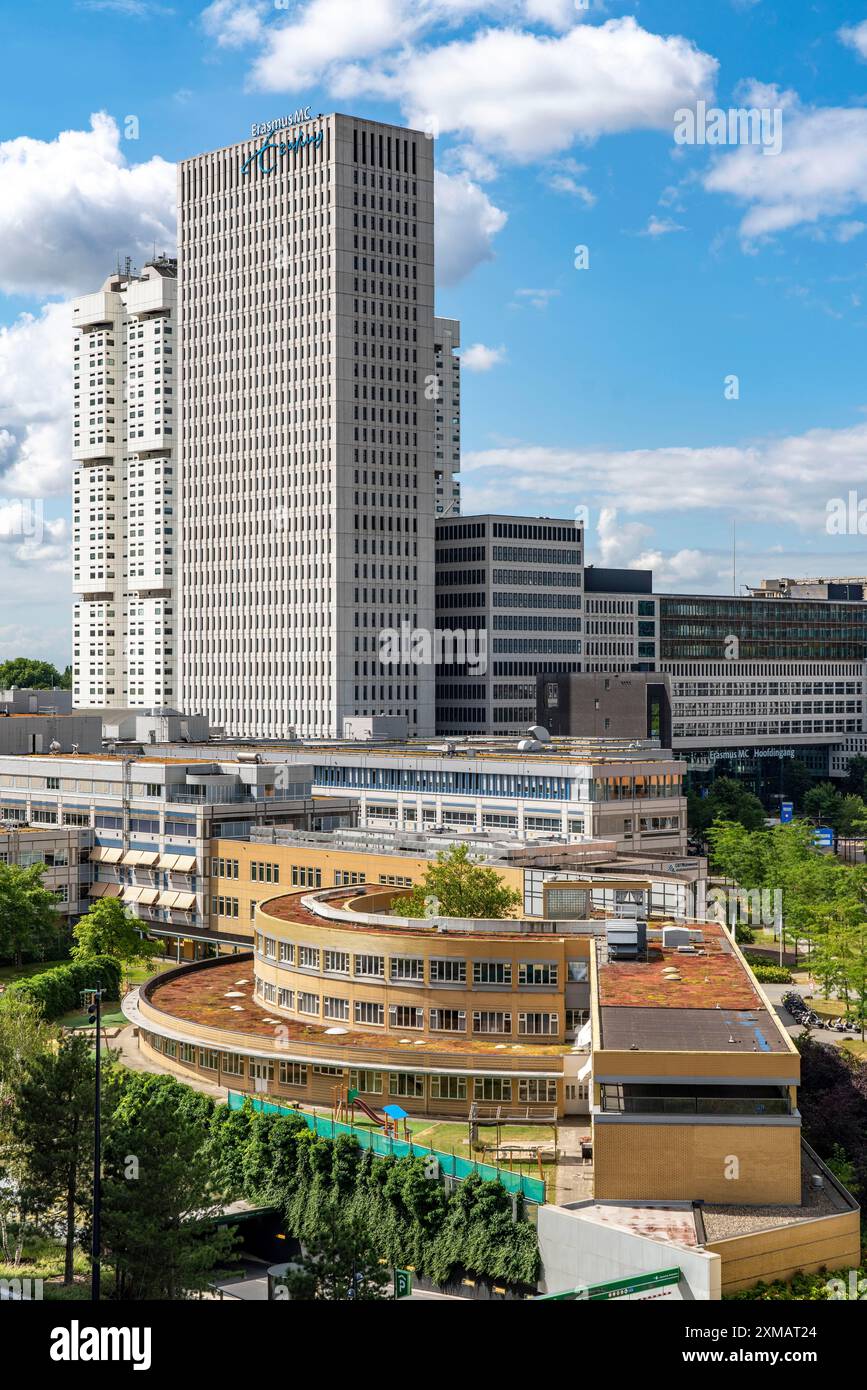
(331, 1084, 559, 1183)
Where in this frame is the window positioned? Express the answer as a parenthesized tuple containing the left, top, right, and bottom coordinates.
(221, 1052, 245, 1077)
(430, 1075, 467, 1101)
(263, 936, 277, 960)
(354, 1000, 385, 1026)
(297, 992, 320, 1016)
(429, 1008, 466, 1033)
(349, 1069, 383, 1094)
(279, 941, 295, 964)
(299, 945, 320, 970)
(473, 1077, 512, 1102)
(199, 1048, 220, 1071)
(313, 1066, 343, 1076)
(473, 960, 512, 986)
(280, 1062, 307, 1087)
(323, 949, 350, 975)
(567, 960, 588, 982)
(519, 1078, 558, 1103)
(473, 1011, 512, 1035)
(278, 987, 294, 1010)
(390, 956, 424, 982)
(389, 1072, 424, 1099)
(389, 1004, 423, 1030)
(519, 962, 559, 988)
(518, 1012, 559, 1036)
(324, 996, 350, 1021)
(354, 953, 384, 978)
(429, 957, 466, 984)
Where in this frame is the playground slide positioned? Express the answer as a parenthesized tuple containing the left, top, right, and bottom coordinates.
(352, 1096, 386, 1126)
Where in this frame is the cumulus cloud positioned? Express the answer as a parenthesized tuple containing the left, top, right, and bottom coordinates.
(435, 171, 508, 285)
(0, 302, 72, 499)
(0, 113, 176, 296)
(703, 94, 867, 243)
(640, 214, 686, 236)
(230, 7, 716, 161)
(461, 342, 507, 371)
(839, 20, 867, 61)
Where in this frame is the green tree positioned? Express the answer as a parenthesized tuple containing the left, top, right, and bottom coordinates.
(843, 754, 867, 799)
(803, 782, 844, 830)
(0, 658, 66, 689)
(101, 1070, 236, 1299)
(0, 862, 61, 967)
(399, 843, 522, 920)
(279, 1202, 390, 1301)
(12, 1032, 94, 1284)
(0, 996, 55, 1265)
(688, 777, 766, 840)
(71, 897, 157, 975)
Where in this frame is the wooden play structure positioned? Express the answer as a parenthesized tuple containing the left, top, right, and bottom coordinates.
(468, 1103, 559, 1182)
(332, 1083, 411, 1139)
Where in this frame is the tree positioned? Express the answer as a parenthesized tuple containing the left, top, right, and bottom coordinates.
(279, 1202, 390, 1301)
(803, 782, 844, 830)
(843, 754, 867, 799)
(399, 843, 522, 920)
(688, 777, 766, 840)
(781, 757, 815, 812)
(101, 1070, 236, 1300)
(12, 1032, 94, 1284)
(0, 658, 66, 690)
(71, 898, 157, 975)
(0, 996, 55, 1265)
(0, 862, 61, 967)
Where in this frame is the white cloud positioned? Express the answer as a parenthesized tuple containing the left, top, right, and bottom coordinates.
(703, 96, 867, 243)
(0, 302, 72, 499)
(0, 113, 176, 296)
(839, 20, 867, 61)
(200, 0, 265, 47)
(435, 171, 508, 285)
(235, 9, 716, 161)
(362, 19, 718, 162)
(640, 214, 685, 236)
(459, 420, 867, 533)
(461, 342, 507, 371)
(511, 287, 559, 309)
(543, 159, 596, 203)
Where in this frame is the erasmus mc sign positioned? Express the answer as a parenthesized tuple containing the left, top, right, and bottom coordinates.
(242, 106, 322, 176)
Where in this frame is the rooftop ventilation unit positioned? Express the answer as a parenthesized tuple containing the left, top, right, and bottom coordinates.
(606, 919, 647, 961)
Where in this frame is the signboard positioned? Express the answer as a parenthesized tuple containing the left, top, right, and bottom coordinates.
(393, 1268, 413, 1300)
(813, 826, 835, 850)
(535, 1267, 682, 1301)
(780, 801, 794, 824)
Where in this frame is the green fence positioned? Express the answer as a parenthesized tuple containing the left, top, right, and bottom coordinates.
(226, 1092, 546, 1204)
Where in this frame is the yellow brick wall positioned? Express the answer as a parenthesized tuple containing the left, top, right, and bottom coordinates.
(593, 1121, 802, 1204)
(709, 1211, 862, 1294)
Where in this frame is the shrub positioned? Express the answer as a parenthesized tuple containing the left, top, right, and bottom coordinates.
(3, 955, 122, 1021)
(744, 957, 793, 984)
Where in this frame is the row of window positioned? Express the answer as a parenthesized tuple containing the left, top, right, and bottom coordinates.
(150, 1035, 560, 1103)
(254, 937, 574, 987)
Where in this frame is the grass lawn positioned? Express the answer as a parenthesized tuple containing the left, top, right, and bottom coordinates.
(60, 1004, 128, 1030)
(0, 1234, 93, 1301)
(0, 958, 71, 985)
(314, 1110, 557, 1176)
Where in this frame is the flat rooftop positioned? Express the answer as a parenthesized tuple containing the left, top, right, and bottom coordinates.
(701, 1144, 857, 1241)
(143, 957, 568, 1058)
(597, 921, 792, 1053)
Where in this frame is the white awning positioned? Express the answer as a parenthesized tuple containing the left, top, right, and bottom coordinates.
(577, 1055, 593, 1084)
(123, 886, 143, 903)
(101, 848, 123, 864)
(577, 1020, 593, 1048)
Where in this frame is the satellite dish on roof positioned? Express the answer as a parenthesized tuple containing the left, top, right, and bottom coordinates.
(527, 725, 551, 744)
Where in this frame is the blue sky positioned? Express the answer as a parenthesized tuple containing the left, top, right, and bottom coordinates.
(1, 0, 867, 666)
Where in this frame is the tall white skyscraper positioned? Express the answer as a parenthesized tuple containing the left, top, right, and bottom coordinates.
(178, 113, 438, 739)
(72, 258, 178, 709)
(434, 316, 460, 516)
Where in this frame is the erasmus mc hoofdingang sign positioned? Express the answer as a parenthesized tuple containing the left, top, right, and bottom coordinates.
(242, 107, 323, 176)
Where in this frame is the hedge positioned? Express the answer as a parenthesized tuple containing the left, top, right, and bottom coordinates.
(3, 955, 122, 1020)
(209, 1100, 541, 1290)
(743, 955, 793, 984)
